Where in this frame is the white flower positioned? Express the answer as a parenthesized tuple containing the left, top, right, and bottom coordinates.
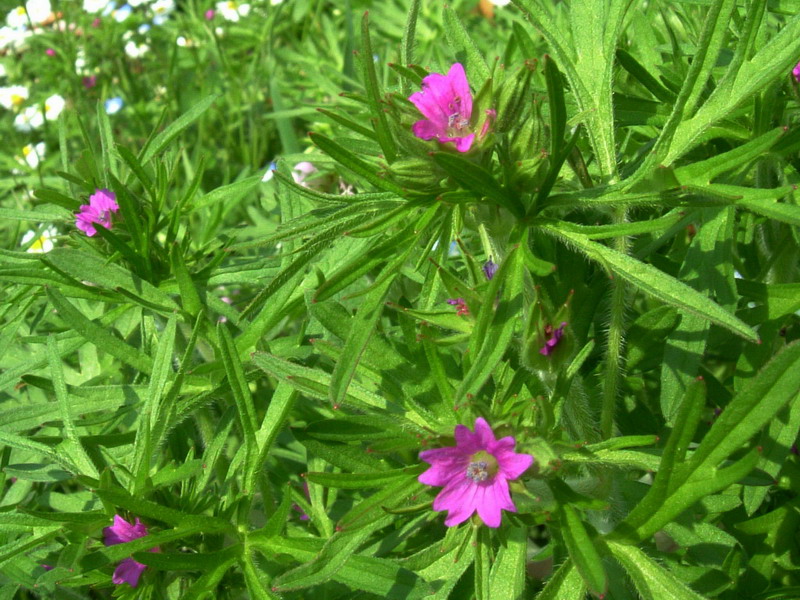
(128, 0, 147, 5)
(262, 161, 277, 182)
(6, 6, 28, 29)
(104, 96, 123, 114)
(270, 0, 283, 4)
(74, 49, 87, 74)
(124, 40, 148, 58)
(490, 0, 511, 5)
(0, 25, 31, 49)
(0, 85, 28, 110)
(44, 93, 65, 119)
(25, 0, 51, 24)
(14, 105, 43, 130)
(216, 1, 250, 22)
(151, 0, 174, 16)
(0, 63, 6, 78)
(21, 225, 57, 253)
(17, 141, 45, 168)
(111, 3, 131, 21)
(83, 0, 110, 12)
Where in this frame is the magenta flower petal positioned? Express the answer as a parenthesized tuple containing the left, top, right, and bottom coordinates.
(112, 558, 147, 587)
(441, 133, 475, 153)
(412, 119, 441, 140)
(103, 515, 154, 587)
(794, 61, 800, 83)
(408, 62, 476, 153)
(473, 417, 497, 447)
(539, 322, 567, 356)
(104, 515, 147, 545)
(446, 63, 472, 119)
(475, 484, 504, 528)
(419, 418, 533, 528)
(75, 188, 119, 237)
(495, 449, 534, 480)
(453, 423, 480, 453)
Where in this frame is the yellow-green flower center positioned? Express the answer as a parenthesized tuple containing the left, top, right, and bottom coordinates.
(465, 451, 498, 482)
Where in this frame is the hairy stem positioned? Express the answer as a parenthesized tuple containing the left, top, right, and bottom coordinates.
(601, 207, 628, 439)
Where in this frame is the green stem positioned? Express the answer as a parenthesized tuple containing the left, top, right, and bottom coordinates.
(601, 207, 628, 439)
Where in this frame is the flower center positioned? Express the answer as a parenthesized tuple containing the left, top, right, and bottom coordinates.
(465, 451, 498, 482)
(11, 94, 24, 106)
(445, 96, 470, 134)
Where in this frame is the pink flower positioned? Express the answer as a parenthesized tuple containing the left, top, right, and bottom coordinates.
(82, 75, 97, 89)
(793, 61, 800, 83)
(539, 322, 566, 356)
(103, 515, 157, 587)
(75, 188, 119, 237)
(46, 48, 56, 56)
(419, 418, 533, 528)
(409, 63, 475, 152)
(446, 297, 469, 316)
(292, 161, 317, 186)
(205, 8, 215, 20)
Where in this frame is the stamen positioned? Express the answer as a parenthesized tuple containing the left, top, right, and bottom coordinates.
(466, 461, 490, 482)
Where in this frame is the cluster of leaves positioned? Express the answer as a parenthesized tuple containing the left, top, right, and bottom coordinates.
(1, 0, 800, 599)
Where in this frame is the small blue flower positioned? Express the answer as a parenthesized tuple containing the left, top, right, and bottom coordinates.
(104, 97, 124, 115)
(112, 4, 132, 21)
(138, 23, 151, 34)
(261, 161, 278, 182)
(483, 259, 498, 280)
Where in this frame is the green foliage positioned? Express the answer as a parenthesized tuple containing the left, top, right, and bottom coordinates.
(1, 0, 799, 599)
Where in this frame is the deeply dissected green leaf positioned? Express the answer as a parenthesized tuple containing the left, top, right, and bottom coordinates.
(360, 12, 397, 163)
(559, 505, 608, 596)
(536, 559, 588, 600)
(139, 94, 219, 164)
(251, 535, 432, 598)
(442, 5, 491, 88)
(488, 526, 527, 600)
(455, 244, 523, 404)
(608, 541, 706, 600)
(541, 224, 758, 341)
(619, 342, 800, 541)
(46, 287, 153, 374)
(47, 337, 98, 478)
